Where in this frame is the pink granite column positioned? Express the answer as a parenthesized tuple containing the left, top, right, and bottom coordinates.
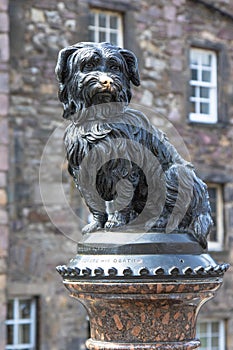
(65, 279, 221, 350)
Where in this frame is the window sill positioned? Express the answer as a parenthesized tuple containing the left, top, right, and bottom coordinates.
(187, 119, 228, 129)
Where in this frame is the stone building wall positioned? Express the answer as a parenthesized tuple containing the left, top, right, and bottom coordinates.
(8, 0, 89, 349)
(5, 0, 233, 349)
(0, 0, 9, 347)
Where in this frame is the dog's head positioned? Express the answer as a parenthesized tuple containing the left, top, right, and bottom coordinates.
(55, 42, 140, 120)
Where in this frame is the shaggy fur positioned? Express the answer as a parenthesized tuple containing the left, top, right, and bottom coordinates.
(55, 42, 213, 248)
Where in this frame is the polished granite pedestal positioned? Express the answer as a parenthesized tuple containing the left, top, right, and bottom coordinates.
(57, 232, 229, 350)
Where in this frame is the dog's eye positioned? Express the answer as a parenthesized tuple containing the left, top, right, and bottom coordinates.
(85, 62, 95, 69)
(110, 64, 120, 71)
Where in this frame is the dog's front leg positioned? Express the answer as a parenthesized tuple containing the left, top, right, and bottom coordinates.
(104, 200, 138, 230)
(82, 211, 108, 235)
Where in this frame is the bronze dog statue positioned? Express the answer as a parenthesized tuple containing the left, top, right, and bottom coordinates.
(55, 42, 212, 248)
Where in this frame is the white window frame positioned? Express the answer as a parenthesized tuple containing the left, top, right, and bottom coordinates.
(189, 48, 218, 124)
(196, 319, 225, 350)
(5, 297, 36, 350)
(207, 183, 224, 251)
(88, 9, 124, 47)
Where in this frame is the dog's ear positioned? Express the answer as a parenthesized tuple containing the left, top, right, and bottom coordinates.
(55, 44, 86, 118)
(119, 49, 140, 86)
(55, 46, 77, 83)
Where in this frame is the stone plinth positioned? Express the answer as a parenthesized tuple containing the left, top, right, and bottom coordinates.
(57, 232, 229, 350)
(65, 279, 221, 350)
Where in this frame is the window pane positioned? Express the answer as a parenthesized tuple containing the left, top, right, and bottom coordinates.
(190, 51, 199, 65)
(89, 13, 95, 26)
(110, 16, 118, 29)
(7, 325, 14, 344)
(7, 300, 14, 319)
(191, 69, 198, 80)
(89, 30, 95, 42)
(189, 49, 217, 123)
(212, 337, 219, 346)
(208, 187, 217, 212)
(200, 102, 209, 114)
(18, 324, 30, 343)
(19, 299, 31, 319)
(110, 33, 117, 45)
(89, 10, 122, 47)
(197, 320, 225, 350)
(200, 87, 209, 98)
(212, 322, 219, 333)
(202, 70, 211, 82)
(200, 337, 207, 347)
(99, 14, 106, 27)
(209, 227, 217, 242)
(191, 86, 196, 97)
(99, 31, 106, 42)
(202, 53, 212, 66)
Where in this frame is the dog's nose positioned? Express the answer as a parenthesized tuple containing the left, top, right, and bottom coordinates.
(99, 75, 113, 88)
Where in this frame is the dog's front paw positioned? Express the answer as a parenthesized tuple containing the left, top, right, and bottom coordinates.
(82, 220, 103, 235)
(145, 217, 168, 231)
(104, 212, 127, 230)
(104, 220, 123, 230)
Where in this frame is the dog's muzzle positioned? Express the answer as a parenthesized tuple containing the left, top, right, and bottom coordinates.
(81, 73, 123, 106)
(92, 75, 115, 104)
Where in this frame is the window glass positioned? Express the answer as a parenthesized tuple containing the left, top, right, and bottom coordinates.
(88, 9, 123, 47)
(196, 320, 225, 350)
(207, 183, 224, 250)
(7, 325, 14, 345)
(7, 300, 14, 320)
(19, 299, 31, 319)
(5, 298, 36, 350)
(99, 13, 106, 27)
(200, 87, 209, 98)
(110, 16, 118, 29)
(110, 33, 118, 45)
(189, 48, 217, 123)
(99, 31, 106, 42)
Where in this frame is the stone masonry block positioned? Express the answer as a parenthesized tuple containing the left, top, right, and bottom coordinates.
(0, 209, 8, 224)
(0, 34, 9, 62)
(0, 145, 8, 171)
(0, 118, 8, 144)
(0, 13, 9, 32)
(0, 0, 8, 11)
(0, 225, 8, 257)
(0, 172, 6, 187)
(0, 189, 7, 206)
(167, 22, 182, 38)
(164, 6, 176, 21)
(0, 274, 6, 291)
(0, 73, 8, 93)
(0, 94, 9, 116)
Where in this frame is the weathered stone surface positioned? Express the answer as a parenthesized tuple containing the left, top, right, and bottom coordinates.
(0, 189, 7, 206)
(0, 173, 6, 187)
(3, 0, 233, 349)
(0, 146, 8, 171)
(0, 226, 8, 257)
(0, 34, 9, 62)
(0, 118, 8, 144)
(0, 73, 9, 93)
(0, 12, 9, 32)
